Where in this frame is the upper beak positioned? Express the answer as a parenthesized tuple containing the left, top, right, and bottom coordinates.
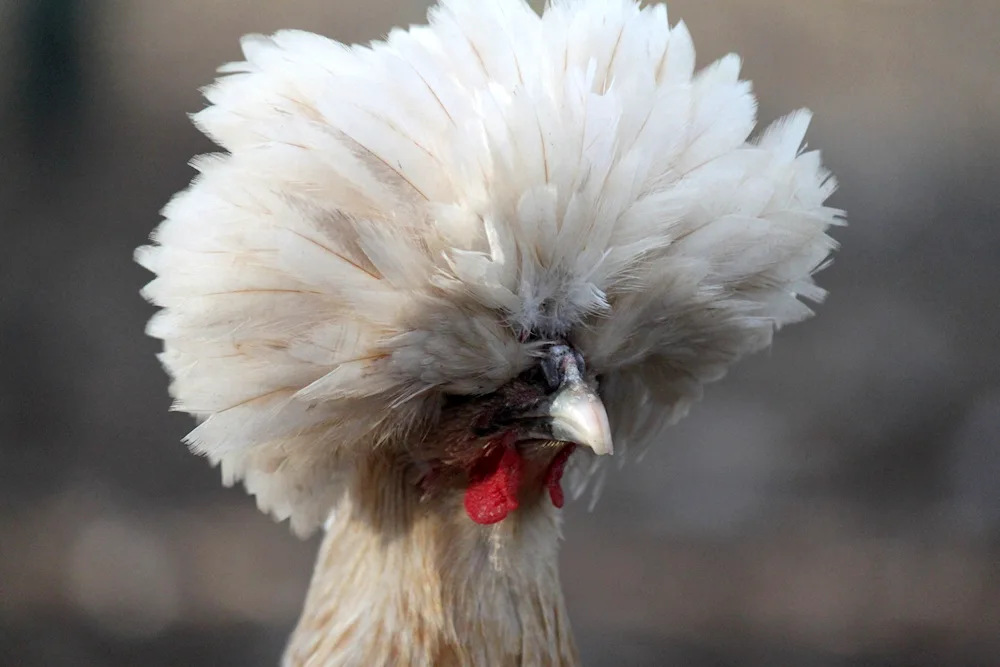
(547, 381, 614, 456)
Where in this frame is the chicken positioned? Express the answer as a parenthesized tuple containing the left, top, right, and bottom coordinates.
(136, 0, 842, 665)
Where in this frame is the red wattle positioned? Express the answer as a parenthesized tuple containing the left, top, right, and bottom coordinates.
(464, 445, 522, 525)
(545, 444, 576, 509)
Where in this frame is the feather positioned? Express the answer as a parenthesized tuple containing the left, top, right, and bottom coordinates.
(138, 0, 842, 534)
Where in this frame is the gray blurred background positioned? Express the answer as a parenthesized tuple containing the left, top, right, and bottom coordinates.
(2, 0, 999, 665)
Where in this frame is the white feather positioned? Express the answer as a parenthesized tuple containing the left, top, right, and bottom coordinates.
(138, 0, 843, 534)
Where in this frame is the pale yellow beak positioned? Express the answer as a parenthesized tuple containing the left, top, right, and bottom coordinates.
(547, 382, 614, 456)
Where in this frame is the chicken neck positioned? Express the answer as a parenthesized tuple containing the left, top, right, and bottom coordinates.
(282, 453, 580, 667)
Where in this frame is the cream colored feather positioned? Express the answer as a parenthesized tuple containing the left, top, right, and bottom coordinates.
(138, 0, 841, 539)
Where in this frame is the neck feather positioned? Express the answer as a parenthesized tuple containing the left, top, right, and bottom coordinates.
(282, 455, 579, 667)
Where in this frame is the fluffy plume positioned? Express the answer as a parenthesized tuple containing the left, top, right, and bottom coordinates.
(137, 0, 842, 535)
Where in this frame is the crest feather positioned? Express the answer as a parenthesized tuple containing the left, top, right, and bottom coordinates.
(138, 0, 842, 534)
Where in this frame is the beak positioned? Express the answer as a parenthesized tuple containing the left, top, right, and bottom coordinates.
(547, 381, 614, 456)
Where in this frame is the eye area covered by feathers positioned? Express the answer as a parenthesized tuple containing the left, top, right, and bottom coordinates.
(415, 341, 607, 525)
(137, 0, 842, 535)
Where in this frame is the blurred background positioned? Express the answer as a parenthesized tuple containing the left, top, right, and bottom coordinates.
(2, 0, 999, 665)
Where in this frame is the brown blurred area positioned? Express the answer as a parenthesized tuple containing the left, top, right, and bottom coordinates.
(1, 1, 999, 665)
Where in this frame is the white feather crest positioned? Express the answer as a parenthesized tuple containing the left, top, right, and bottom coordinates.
(138, 0, 843, 535)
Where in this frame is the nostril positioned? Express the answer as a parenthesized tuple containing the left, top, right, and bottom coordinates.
(538, 342, 588, 390)
(540, 355, 561, 391)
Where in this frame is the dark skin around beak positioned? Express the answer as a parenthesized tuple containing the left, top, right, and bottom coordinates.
(501, 343, 614, 456)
